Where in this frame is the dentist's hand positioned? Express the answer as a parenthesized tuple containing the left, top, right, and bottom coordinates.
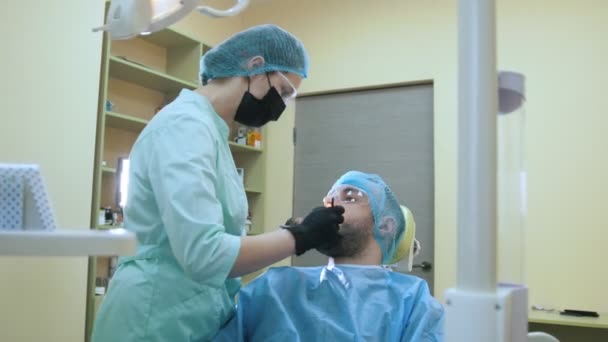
(283, 206, 345, 255)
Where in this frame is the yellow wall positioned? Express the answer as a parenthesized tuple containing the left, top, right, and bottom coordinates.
(0, 1, 105, 341)
(0, 1, 241, 341)
(172, 0, 244, 46)
(243, 0, 608, 311)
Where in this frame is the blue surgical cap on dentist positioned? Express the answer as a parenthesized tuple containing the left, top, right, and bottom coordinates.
(199, 24, 310, 85)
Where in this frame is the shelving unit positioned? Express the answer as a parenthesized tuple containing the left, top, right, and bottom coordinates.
(229, 130, 267, 235)
(85, 7, 268, 341)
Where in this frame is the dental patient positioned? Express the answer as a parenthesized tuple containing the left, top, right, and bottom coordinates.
(213, 171, 445, 341)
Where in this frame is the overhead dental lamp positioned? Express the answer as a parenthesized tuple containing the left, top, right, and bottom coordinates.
(92, 0, 250, 40)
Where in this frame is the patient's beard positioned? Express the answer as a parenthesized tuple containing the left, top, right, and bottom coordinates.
(316, 221, 371, 258)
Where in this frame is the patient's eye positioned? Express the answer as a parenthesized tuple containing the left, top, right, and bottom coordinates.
(343, 190, 356, 203)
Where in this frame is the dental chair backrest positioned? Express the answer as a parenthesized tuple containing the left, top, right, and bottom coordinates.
(387, 205, 419, 271)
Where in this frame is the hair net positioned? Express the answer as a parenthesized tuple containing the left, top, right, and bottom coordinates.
(199, 24, 310, 85)
(327, 171, 406, 264)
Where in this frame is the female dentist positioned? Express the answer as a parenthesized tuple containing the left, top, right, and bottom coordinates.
(92, 24, 345, 342)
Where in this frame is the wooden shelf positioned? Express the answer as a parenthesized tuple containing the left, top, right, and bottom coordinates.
(102, 166, 116, 174)
(229, 142, 263, 153)
(96, 224, 116, 230)
(106, 111, 149, 132)
(245, 188, 263, 195)
(109, 56, 197, 94)
(140, 28, 201, 48)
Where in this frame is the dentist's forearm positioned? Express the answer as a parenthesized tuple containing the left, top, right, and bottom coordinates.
(229, 229, 295, 277)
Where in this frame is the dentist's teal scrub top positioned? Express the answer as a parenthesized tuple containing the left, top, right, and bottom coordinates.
(92, 89, 248, 342)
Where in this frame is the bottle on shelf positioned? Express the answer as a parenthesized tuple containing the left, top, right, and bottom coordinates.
(246, 127, 255, 147)
(246, 127, 262, 148)
(235, 125, 248, 145)
(245, 211, 253, 234)
(253, 128, 262, 149)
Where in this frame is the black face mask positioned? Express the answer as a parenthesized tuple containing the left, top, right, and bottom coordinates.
(234, 74, 287, 127)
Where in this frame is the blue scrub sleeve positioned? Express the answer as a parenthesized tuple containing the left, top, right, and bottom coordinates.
(147, 114, 242, 287)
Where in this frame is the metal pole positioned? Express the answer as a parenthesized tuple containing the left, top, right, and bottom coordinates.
(457, 0, 498, 292)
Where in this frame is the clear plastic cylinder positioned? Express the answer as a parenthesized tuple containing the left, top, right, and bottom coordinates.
(497, 71, 527, 284)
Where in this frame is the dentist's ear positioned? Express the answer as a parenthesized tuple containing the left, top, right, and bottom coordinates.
(246, 56, 265, 70)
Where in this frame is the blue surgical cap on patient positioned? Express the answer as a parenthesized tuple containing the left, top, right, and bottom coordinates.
(199, 24, 310, 85)
(328, 171, 406, 264)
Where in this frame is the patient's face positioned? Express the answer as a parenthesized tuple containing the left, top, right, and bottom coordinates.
(318, 186, 374, 257)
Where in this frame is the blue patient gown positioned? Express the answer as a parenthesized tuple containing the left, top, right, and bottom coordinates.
(214, 265, 445, 342)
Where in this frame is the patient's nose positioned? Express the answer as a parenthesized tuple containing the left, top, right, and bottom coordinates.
(322, 196, 336, 208)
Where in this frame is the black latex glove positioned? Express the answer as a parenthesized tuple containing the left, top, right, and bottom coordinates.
(283, 206, 345, 256)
